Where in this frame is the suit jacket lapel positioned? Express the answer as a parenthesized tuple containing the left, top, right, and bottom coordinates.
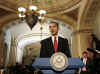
(49, 37, 55, 53)
(58, 36, 61, 52)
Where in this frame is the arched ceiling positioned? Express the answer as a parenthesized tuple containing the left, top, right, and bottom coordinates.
(84, 0, 100, 27)
(76, 0, 100, 33)
(0, 0, 81, 27)
(0, 0, 98, 32)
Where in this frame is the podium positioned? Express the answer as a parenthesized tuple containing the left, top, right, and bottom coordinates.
(32, 58, 83, 74)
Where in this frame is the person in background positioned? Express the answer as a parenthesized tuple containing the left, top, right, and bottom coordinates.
(80, 48, 97, 74)
(86, 48, 96, 74)
(80, 51, 88, 74)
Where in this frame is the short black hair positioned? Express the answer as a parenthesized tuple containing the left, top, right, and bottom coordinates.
(50, 21, 59, 27)
(87, 48, 97, 53)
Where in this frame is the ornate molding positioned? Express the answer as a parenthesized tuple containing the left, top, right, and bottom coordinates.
(72, 29, 93, 35)
(47, 0, 81, 14)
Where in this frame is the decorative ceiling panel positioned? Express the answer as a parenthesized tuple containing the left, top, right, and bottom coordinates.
(65, 8, 79, 21)
(7, 0, 81, 13)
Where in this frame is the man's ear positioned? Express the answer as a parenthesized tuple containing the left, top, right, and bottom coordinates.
(58, 26, 59, 30)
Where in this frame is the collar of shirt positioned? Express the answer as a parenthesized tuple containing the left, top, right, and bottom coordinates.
(83, 58, 87, 65)
(52, 36, 58, 44)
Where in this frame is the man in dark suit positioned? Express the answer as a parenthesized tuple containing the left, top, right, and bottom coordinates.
(80, 51, 88, 74)
(40, 21, 71, 57)
(80, 49, 96, 74)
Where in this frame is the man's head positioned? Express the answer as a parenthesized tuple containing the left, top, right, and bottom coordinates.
(87, 48, 96, 59)
(49, 21, 59, 36)
(82, 51, 88, 58)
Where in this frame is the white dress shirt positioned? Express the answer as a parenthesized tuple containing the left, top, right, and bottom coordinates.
(82, 58, 87, 71)
(51, 35, 58, 44)
(83, 58, 87, 65)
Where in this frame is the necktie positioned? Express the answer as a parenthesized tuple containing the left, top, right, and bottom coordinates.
(54, 36, 58, 53)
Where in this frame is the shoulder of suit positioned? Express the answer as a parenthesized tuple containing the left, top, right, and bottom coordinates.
(41, 37, 51, 42)
(59, 36, 68, 41)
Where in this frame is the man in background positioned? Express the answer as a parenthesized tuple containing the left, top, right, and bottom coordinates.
(80, 48, 96, 74)
(80, 51, 88, 74)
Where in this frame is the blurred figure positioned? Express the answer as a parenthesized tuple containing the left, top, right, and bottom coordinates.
(80, 51, 88, 74)
(80, 48, 96, 74)
(86, 48, 96, 74)
(93, 50, 100, 74)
